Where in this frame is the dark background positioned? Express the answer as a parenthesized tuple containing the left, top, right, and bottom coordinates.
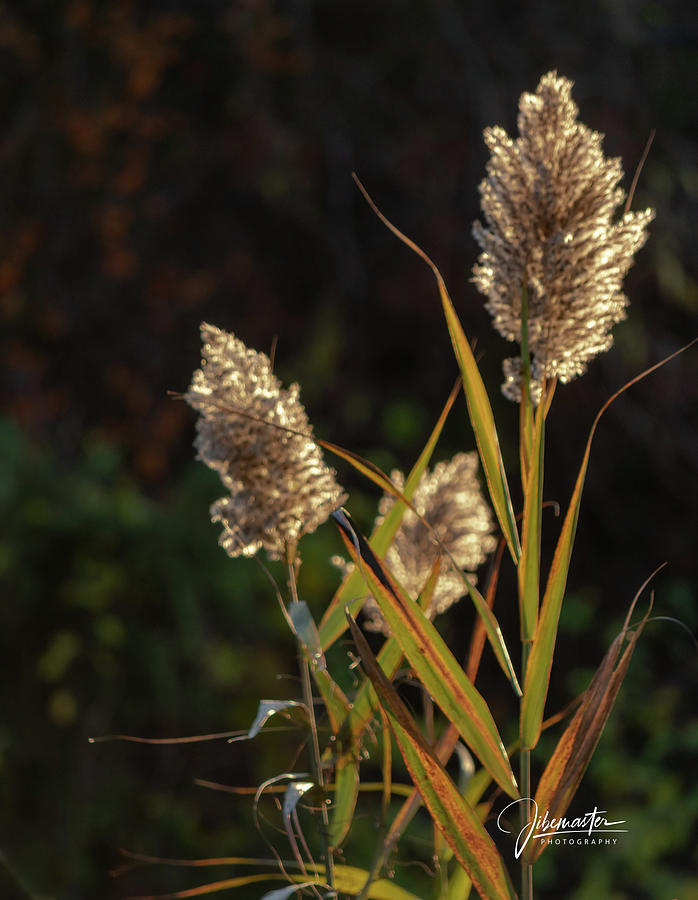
(1, 1, 697, 898)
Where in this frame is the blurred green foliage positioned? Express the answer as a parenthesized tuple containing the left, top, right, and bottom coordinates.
(530, 586, 698, 899)
(0, 417, 334, 898)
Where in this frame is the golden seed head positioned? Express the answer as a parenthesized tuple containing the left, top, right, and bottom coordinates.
(472, 71, 654, 402)
(185, 323, 346, 560)
(347, 452, 497, 634)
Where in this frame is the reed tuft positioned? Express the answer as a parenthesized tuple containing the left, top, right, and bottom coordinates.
(472, 71, 654, 402)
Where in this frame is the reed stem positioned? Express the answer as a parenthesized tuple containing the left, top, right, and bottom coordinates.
(287, 553, 335, 893)
(521, 639, 533, 900)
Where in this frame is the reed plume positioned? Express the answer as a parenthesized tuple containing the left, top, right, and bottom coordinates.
(472, 71, 654, 402)
(185, 324, 346, 560)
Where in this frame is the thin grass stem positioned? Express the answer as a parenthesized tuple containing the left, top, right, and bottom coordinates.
(287, 551, 336, 895)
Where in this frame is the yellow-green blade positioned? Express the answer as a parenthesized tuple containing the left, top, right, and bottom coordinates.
(438, 278, 520, 567)
(352, 175, 520, 566)
(445, 864, 473, 900)
(521, 342, 694, 749)
(328, 745, 359, 848)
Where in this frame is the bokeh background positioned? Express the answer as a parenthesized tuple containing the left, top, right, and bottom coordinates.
(1, 1, 697, 898)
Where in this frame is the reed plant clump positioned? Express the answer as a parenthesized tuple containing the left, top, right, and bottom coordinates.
(125, 72, 690, 900)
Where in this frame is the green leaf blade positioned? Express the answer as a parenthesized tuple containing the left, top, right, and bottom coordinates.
(521, 342, 696, 749)
(439, 283, 521, 567)
(334, 511, 518, 800)
(350, 175, 520, 567)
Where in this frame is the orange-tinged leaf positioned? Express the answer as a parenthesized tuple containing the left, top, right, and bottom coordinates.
(523, 640, 635, 865)
(334, 510, 518, 799)
(523, 577, 656, 864)
(347, 613, 518, 900)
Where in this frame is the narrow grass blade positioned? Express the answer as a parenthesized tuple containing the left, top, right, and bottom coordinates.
(353, 175, 520, 566)
(379, 704, 392, 819)
(347, 614, 518, 900)
(467, 538, 505, 682)
(318, 379, 460, 651)
(456, 563, 521, 696)
(326, 634, 404, 850)
(521, 341, 696, 749)
(334, 511, 518, 799)
(440, 289, 521, 566)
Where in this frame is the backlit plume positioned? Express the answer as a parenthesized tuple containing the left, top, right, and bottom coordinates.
(185, 324, 346, 561)
(472, 71, 654, 402)
(335, 453, 497, 634)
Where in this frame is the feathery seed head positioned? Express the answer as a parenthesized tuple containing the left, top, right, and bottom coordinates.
(185, 323, 346, 561)
(358, 452, 497, 634)
(472, 71, 654, 402)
